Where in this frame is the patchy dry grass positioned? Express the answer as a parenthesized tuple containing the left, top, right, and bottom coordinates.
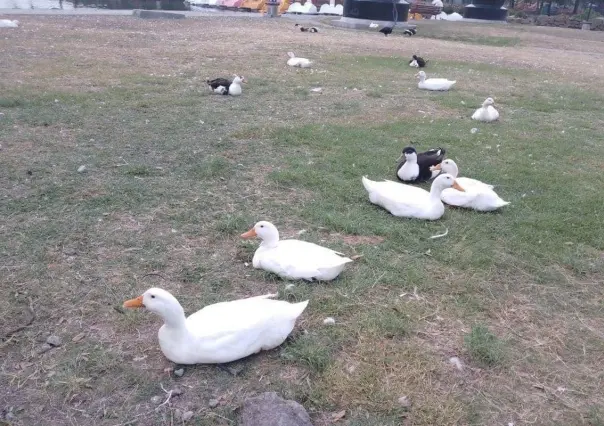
(1, 14, 604, 426)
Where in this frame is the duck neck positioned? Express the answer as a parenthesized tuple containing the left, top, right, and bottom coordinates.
(161, 304, 187, 330)
(445, 166, 458, 179)
(429, 184, 444, 200)
(260, 231, 280, 249)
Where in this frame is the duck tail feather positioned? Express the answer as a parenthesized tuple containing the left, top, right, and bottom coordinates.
(361, 175, 375, 193)
(292, 300, 310, 317)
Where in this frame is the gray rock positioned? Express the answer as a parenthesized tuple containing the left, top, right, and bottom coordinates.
(150, 396, 162, 404)
(171, 387, 184, 396)
(182, 411, 194, 421)
(174, 409, 183, 421)
(46, 335, 62, 347)
(132, 9, 185, 19)
(174, 368, 184, 377)
(208, 399, 219, 408)
(239, 392, 313, 426)
(38, 343, 53, 354)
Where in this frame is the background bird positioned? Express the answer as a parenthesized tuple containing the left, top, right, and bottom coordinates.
(379, 26, 393, 36)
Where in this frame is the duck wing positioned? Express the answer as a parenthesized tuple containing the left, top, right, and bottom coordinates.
(207, 77, 232, 90)
(415, 148, 446, 181)
(258, 240, 351, 280)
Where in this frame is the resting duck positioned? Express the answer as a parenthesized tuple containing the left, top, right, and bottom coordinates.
(396, 146, 446, 183)
(408, 54, 427, 68)
(287, 52, 312, 68)
(430, 159, 509, 211)
(416, 70, 456, 91)
(0, 19, 19, 28)
(295, 24, 319, 32)
(471, 97, 500, 122)
(123, 288, 308, 365)
(241, 221, 352, 281)
(362, 174, 465, 220)
(403, 28, 416, 36)
(379, 26, 393, 36)
(206, 75, 245, 96)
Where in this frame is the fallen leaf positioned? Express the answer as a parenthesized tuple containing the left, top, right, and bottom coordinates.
(72, 333, 85, 342)
(331, 410, 346, 421)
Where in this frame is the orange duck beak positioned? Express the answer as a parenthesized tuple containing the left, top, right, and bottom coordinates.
(452, 180, 465, 192)
(123, 295, 144, 308)
(240, 228, 257, 239)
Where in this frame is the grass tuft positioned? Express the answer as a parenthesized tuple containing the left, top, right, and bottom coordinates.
(281, 333, 333, 374)
(464, 325, 505, 366)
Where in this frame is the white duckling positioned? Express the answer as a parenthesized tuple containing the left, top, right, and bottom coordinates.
(416, 70, 456, 91)
(471, 97, 499, 122)
(123, 288, 308, 365)
(241, 221, 352, 281)
(431, 159, 509, 211)
(369, 22, 379, 28)
(362, 173, 465, 220)
(287, 52, 312, 68)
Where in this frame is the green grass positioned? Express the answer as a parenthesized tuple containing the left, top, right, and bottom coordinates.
(1, 15, 603, 426)
(464, 325, 505, 366)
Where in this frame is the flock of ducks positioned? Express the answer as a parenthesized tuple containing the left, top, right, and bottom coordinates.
(128, 22, 507, 367)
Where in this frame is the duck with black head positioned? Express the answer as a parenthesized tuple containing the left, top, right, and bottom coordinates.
(396, 146, 446, 183)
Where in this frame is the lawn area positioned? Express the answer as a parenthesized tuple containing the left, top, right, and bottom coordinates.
(1, 14, 604, 426)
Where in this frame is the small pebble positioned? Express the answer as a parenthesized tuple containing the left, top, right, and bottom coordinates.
(63, 248, 77, 256)
(171, 387, 184, 396)
(323, 317, 336, 325)
(77, 165, 87, 173)
(150, 396, 162, 404)
(284, 284, 295, 290)
(449, 356, 463, 371)
(208, 399, 219, 408)
(174, 368, 184, 377)
(398, 396, 411, 408)
(182, 411, 194, 421)
(174, 409, 183, 420)
(470, 128, 478, 134)
(38, 343, 53, 354)
(46, 335, 62, 347)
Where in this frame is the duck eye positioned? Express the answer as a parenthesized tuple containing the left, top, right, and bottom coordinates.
(260, 225, 264, 228)
(151, 295, 155, 299)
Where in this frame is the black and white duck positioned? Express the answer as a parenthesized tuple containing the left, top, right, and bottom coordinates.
(396, 146, 446, 183)
(403, 28, 416, 36)
(408, 54, 427, 68)
(206, 75, 246, 96)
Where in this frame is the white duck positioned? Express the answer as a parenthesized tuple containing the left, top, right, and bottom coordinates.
(241, 221, 352, 281)
(416, 70, 456, 91)
(123, 288, 308, 364)
(362, 173, 465, 220)
(430, 159, 493, 191)
(287, 52, 312, 68)
(0, 19, 19, 28)
(471, 97, 499, 122)
(431, 159, 509, 211)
